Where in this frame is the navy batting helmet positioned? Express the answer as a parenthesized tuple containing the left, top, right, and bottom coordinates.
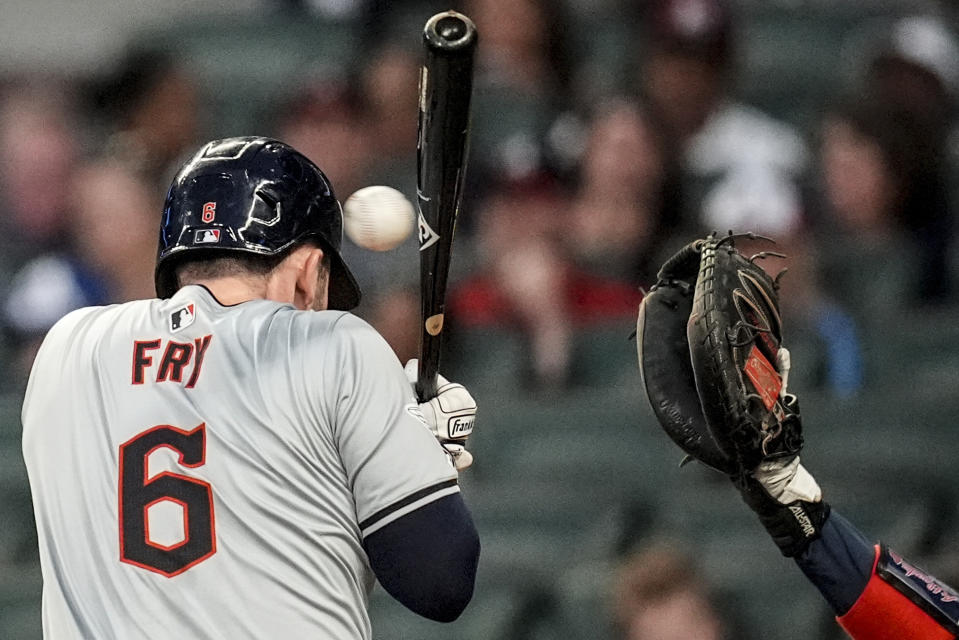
(155, 136, 361, 310)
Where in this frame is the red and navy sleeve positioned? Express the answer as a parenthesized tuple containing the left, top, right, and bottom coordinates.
(795, 509, 958, 639)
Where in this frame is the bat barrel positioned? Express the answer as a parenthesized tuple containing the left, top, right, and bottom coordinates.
(416, 11, 477, 403)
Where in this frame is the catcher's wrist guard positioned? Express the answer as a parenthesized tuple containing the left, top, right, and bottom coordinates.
(839, 545, 959, 638)
(735, 471, 830, 557)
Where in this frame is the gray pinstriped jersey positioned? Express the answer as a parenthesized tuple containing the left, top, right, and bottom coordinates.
(21, 285, 457, 639)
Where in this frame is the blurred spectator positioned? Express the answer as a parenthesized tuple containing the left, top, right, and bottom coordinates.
(635, 0, 808, 232)
(463, 0, 572, 197)
(567, 99, 675, 287)
(2, 160, 156, 378)
(858, 15, 958, 302)
(361, 41, 419, 181)
(1, 252, 108, 380)
(703, 177, 863, 396)
(70, 160, 158, 302)
(349, 41, 421, 359)
(95, 49, 199, 182)
(611, 542, 729, 640)
(861, 15, 957, 142)
(818, 98, 953, 308)
(274, 78, 370, 200)
(701, 166, 801, 239)
(464, 0, 570, 99)
(450, 167, 642, 389)
(0, 83, 79, 274)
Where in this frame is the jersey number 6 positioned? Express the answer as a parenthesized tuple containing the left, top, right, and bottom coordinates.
(118, 424, 216, 577)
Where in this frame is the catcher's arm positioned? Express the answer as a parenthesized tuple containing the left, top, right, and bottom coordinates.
(796, 510, 959, 639)
(640, 234, 959, 639)
(699, 235, 959, 638)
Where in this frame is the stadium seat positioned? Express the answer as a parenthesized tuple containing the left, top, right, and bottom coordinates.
(569, 322, 638, 389)
(858, 304, 959, 392)
(443, 327, 528, 397)
(0, 563, 41, 640)
(0, 393, 22, 442)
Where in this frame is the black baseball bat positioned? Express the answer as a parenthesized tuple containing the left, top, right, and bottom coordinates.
(415, 10, 478, 402)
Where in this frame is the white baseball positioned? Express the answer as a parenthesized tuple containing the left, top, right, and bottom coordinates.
(343, 186, 415, 251)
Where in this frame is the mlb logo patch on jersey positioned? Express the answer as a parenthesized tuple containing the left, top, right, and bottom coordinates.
(170, 303, 196, 332)
(194, 229, 221, 244)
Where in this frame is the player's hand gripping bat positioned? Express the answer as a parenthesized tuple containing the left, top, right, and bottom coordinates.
(415, 10, 477, 402)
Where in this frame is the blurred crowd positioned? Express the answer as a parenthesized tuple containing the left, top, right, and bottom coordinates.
(2, 0, 957, 399)
(0, 0, 957, 637)
(612, 542, 730, 640)
(0, 0, 957, 397)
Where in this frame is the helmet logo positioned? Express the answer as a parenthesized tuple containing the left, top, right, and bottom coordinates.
(194, 229, 221, 244)
(201, 202, 217, 223)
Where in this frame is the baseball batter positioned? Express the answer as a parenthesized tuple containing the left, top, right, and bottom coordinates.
(21, 137, 480, 639)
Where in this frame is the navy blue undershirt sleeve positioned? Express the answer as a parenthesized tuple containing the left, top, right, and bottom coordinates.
(794, 509, 875, 615)
(363, 493, 480, 622)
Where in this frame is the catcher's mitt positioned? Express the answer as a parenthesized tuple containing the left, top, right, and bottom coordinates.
(687, 232, 802, 471)
(637, 239, 738, 474)
(638, 233, 827, 557)
(637, 232, 802, 474)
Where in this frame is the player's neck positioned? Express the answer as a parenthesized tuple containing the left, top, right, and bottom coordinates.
(189, 277, 273, 307)
(186, 274, 321, 311)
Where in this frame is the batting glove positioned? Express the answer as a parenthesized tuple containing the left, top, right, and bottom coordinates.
(404, 359, 476, 471)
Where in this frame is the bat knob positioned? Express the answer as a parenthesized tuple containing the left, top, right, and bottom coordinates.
(436, 16, 467, 41)
(424, 11, 477, 52)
